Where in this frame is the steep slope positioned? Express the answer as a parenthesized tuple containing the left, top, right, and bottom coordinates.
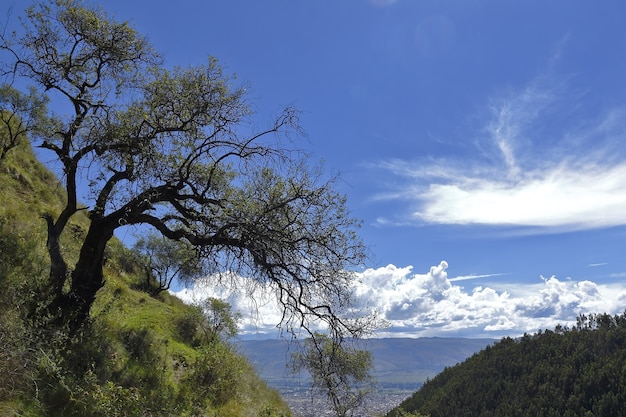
(0, 140, 292, 416)
(387, 313, 626, 417)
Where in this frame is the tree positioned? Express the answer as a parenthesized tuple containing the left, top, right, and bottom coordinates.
(201, 297, 240, 343)
(291, 333, 375, 417)
(0, 0, 369, 339)
(0, 84, 48, 161)
(132, 232, 204, 294)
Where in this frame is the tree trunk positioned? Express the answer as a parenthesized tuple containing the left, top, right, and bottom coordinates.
(65, 219, 114, 330)
(42, 213, 67, 298)
(42, 215, 115, 332)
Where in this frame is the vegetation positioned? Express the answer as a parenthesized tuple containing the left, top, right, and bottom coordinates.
(291, 334, 375, 417)
(387, 312, 626, 417)
(0, 0, 370, 342)
(0, 83, 48, 160)
(0, 1, 379, 414)
(0, 139, 292, 416)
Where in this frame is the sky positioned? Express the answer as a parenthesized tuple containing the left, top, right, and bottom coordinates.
(6, 0, 626, 339)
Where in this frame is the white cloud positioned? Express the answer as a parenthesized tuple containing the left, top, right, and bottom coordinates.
(416, 163, 626, 228)
(173, 261, 626, 339)
(356, 261, 626, 338)
(449, 272, 507, 282)
(373, 76, 626, 231)
(172, 273, 286, 337)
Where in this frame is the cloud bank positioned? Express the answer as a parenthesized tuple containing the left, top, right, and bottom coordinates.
(373, 76, 626, 231)
(172, 261, 626, 339)
(354, 261, 626, 338)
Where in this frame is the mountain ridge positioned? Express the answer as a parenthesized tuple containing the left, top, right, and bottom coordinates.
(237, 336, 495, 391)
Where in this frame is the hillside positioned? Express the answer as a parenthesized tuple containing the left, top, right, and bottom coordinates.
(387, 312, 626, 417)
(0, 140, 292, 416)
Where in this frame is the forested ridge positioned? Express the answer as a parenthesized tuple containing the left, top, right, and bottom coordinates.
(388, 312, 626, 417)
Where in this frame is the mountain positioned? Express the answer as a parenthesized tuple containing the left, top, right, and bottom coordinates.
(237, 337, 494, 416)
(387, 313, 626, 417)
(237, 337, 494, 391)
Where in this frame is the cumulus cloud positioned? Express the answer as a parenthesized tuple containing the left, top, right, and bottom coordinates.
(172, 261, 626, 339)
(357, 261, 626, 338)
(373, 75, 626, 231)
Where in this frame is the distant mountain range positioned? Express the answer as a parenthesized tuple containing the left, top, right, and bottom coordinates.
(237, 337, 495, 392)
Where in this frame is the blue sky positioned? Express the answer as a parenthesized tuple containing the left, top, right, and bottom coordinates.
(8, 0, 626, 338)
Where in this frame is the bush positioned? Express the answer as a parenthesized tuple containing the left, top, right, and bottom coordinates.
(176, 305, 206, 347)
(183, 342, 249, 406)
(78, 375, 145, 417)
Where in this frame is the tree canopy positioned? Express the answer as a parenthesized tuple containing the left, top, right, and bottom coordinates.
(0, 0, 370, 340)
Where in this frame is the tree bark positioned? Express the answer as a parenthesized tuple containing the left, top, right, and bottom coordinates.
(43, 213, 115, 331)
(42, 213, 68, 299)
(65, 218, 115, 329)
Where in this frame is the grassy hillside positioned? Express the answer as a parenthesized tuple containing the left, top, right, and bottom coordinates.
(0, 140, 292, 416)
(387, 313, 626, 417)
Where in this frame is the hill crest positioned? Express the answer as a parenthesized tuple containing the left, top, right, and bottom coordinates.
(387, 313, 626, 417)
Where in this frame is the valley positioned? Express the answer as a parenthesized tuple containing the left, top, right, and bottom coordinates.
(238, 337, 495, 416)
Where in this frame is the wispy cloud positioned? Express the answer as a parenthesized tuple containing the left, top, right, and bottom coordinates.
(369, 0, 398, 7)
(448, 272, 507, 282)
(372, 74, 626, 231)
